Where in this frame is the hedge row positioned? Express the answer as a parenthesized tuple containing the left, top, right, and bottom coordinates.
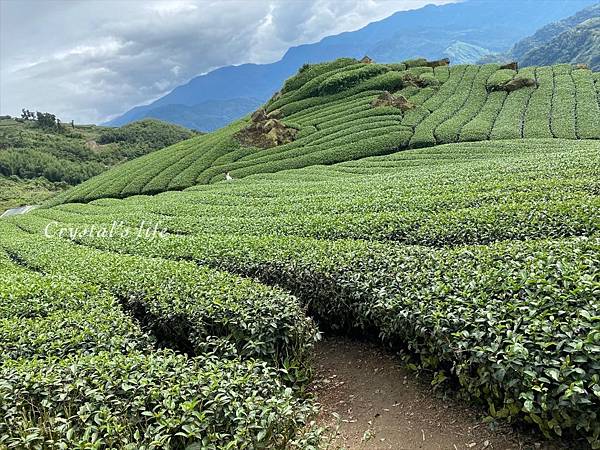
(435, 64, 498, 143)
(523, 67, 554, 139)
(410, 66, 479, 146)
(317, 64, 390, 95)
(30, 139, 599, 248)
(0, 224, 317, 373)
(459, 91, 507, 141)
(269, 63, 371, 111)
(490, 66, 537, 140)
(36, 187, 599, 447)
(1, 350, 319, 449)
(552, 67, 577, 139)
(280, 57, 359, 94)
(572, 69, 600, 139)
(0, 228, 320, 448)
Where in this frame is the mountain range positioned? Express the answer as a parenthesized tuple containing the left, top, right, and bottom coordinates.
(480, 3, 600, 70)
(106, 0, 598, 131)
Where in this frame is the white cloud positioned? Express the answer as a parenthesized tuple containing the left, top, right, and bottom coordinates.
(148, 1, 199, 16)
(0, 0, 455, 123)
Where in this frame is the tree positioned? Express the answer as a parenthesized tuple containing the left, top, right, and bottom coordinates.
(35, 111, 64, 133)
(21, 109, 35, 121)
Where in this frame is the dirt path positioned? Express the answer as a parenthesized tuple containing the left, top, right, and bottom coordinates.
(312, 337, 566, 450)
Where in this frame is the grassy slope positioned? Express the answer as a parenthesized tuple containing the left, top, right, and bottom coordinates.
(0, 118, 196, 210)
(49, 60, 600, 205)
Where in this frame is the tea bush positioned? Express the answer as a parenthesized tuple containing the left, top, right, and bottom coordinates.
(12, 138, 600, 445)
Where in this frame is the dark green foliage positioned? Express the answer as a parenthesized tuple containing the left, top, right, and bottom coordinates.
(281, 57, 360, 94)
(35, 111, 64, 132)
(0, 148, 105, 184)
(0, 118, 194, 209)
(1, 351, 318, 448)
(97, 118, 197, 158)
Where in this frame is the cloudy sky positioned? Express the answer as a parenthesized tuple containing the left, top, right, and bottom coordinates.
(0, 0, 455, 124)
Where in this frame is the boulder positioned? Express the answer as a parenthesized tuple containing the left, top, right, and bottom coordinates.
(371, 91, 415, 111)
(267, 109, 284, 120)
(251, 108, 268, 123)
(265, 126, 297, 147)
(402, 73, 430, 88)
(262, 119, 280, 132)
(500, 77, 537, 92)
(236, 116, 298, 148)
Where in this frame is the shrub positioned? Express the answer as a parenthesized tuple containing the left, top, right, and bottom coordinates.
(1, 351, 319, 449)
(281, 57, 359, 94)
(317, 65, 389, 96)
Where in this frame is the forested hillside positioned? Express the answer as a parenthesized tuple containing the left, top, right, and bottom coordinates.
(481, 3, 600, 70)
(520, 17, 600, 71)
(0, 118, 196, 210)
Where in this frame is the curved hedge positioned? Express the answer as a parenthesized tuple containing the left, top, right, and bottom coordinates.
(1, 351, 319, 449)
(15, 138, 600, 448)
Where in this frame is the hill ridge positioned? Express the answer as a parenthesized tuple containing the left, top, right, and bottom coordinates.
(51, 60, 600, 206)
(105, 0, 596, 131)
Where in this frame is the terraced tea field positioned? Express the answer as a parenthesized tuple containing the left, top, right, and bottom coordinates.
(1, 58, 599, 449)
(48, 61, 600, 205)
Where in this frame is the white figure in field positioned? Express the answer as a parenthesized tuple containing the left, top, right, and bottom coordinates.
(225, 172, 234, 182)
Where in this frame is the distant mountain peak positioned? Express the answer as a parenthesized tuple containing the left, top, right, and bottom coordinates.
(106, 0, 597, 131)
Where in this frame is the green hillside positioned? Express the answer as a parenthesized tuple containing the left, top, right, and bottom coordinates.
(520, 17, 600, 71)
(2, 137, 599, 447)
(0, 177, 66, 213)
(0, 118, 196, 210)
(48, 60, 600, 205)
(514, 3, 600, 70)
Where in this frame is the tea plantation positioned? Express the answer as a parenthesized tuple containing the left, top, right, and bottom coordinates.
(48, 60, 600, 205)
(1, 58, 599, 448)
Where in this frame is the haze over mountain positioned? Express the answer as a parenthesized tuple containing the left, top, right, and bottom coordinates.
(1, 0, 454, 124)
(480, 3, 600, 70)
(106, 0, 597, 131)
(519, 6, 600, 71)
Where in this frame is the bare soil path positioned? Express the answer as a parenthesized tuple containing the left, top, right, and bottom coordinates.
(312, 337, 569, 450)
